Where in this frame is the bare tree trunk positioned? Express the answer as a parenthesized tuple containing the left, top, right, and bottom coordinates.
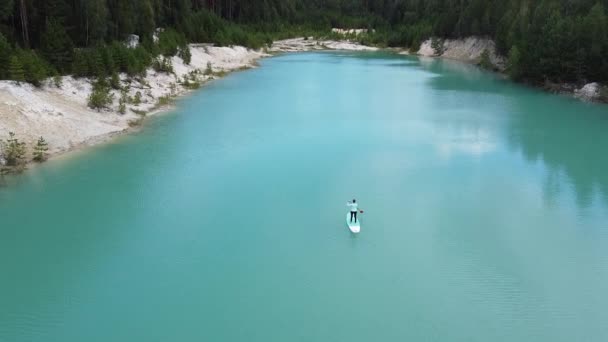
(19, 0, 29, 48)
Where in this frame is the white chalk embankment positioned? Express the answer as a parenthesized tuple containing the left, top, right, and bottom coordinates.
(270, 37, 378, 53)
(417, 36, 506, 70)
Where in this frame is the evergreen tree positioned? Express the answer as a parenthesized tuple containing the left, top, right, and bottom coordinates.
(85, 0, 109, 45)
(0, 0, 14, 21)
(110, 42, 129, 71)
(179, 45, 191, 64)
(0, 33, 12, 79)
(88, 79, 114, 111)
(41, 18, 74, 72)
(19, 49, 49, 87)
(115, 0, 136, 38)
(507, 45, 522, 80)
(118, 89, 128, 114)
(9, 56, 25, 82)
(479, 49, 493, 70)
(32, 136, 49, 162)
(583, 3, 608, 80)
(2, 132, 26, 167)
(71, 49, 90, 77)
(137, 0, 156, 39)
(1, 0, 608, 85)
(110, 71, 121, 89)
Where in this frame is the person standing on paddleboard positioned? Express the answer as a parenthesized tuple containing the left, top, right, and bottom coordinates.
(347, 199, 363, 223)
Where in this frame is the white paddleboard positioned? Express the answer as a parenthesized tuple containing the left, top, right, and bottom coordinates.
(346, 212, 361, 233)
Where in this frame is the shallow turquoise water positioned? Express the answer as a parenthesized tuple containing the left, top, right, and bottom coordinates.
(2, 52, 608, 341)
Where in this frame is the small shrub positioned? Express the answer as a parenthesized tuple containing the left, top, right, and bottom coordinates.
(152, 57, 173, 73)
(479, 49, 494, 70)
(431, 37, 445, 55)
(507, 45, 523, 80)
(213, 70, 228, 78)
(53, 75, 63, 88)
(128, 117, 144, 127)
(131, 109, 147, 116)
(204, 62, 213, 76)
(118, 90, 128, 114)
(133, 91, 142, 105)
(179, 45, 191, 65)
(110, 72, 121, 89)
(8, 56, 25, 83)
(88, 80, 114, 111)
(71, 49, 89, 77)
(32, 136, 49, 162)
(1, 132, 26, 168)
(158, 28, 186, 57)
(19, 49, 49, 87)
(183, 79, 200, 89)
(157, 95, 172, 107)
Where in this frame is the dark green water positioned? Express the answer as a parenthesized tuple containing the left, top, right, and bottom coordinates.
(2, 52, 608, 341)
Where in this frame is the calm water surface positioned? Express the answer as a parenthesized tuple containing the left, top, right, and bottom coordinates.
(1, 52, 608, 341)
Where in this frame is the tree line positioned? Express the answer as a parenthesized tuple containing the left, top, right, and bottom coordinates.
(358, 0, 608, 84)
(1, 0, 608, 85)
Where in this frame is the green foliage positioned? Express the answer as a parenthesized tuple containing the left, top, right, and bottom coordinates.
(156, 95, 173, 107)
(385, 23, 432, 49)
(19, 50, 50, 87)
(85, 0, 109, 45)
(32, 137, 49, 162)
(8, 56, 25, 83)
(180, 72, 201, 89)
(179, 45, 192, 65)
(204, 62, 213, 76)
(0, 33, 12, 79)
(128, 116, 145, 127)
(479, 49, 494, 70)
(1, 132, 26, 168)
(110, 72, 121, 89)
(136, 0, 156, 40)
(158, 29, 186, 57)
(431, 37, 445, 55)
(0, 0, 14, 21)
(118, 90, 128, 114)
(1, 0, 608, 85)
(53, 75, 63, 88)
(152, 57, 174, 73)
(133, 91, 142, 105)
(71, 49, 90, 77)
(88, 80, 114, 111)
(72, 44, 152, 78)
(40, 18, 73, 72)
(507, 45, 523, 80)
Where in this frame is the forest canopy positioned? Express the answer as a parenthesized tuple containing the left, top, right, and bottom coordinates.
(1, 0, 607, 85)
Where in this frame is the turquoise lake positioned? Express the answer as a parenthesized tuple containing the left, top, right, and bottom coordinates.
(1, 52, 608, 341)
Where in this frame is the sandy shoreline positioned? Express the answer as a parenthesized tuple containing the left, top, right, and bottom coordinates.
(0, 38, 377, 167)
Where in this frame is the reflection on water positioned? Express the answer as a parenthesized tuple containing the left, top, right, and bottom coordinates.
(418, 55, 608, 210)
